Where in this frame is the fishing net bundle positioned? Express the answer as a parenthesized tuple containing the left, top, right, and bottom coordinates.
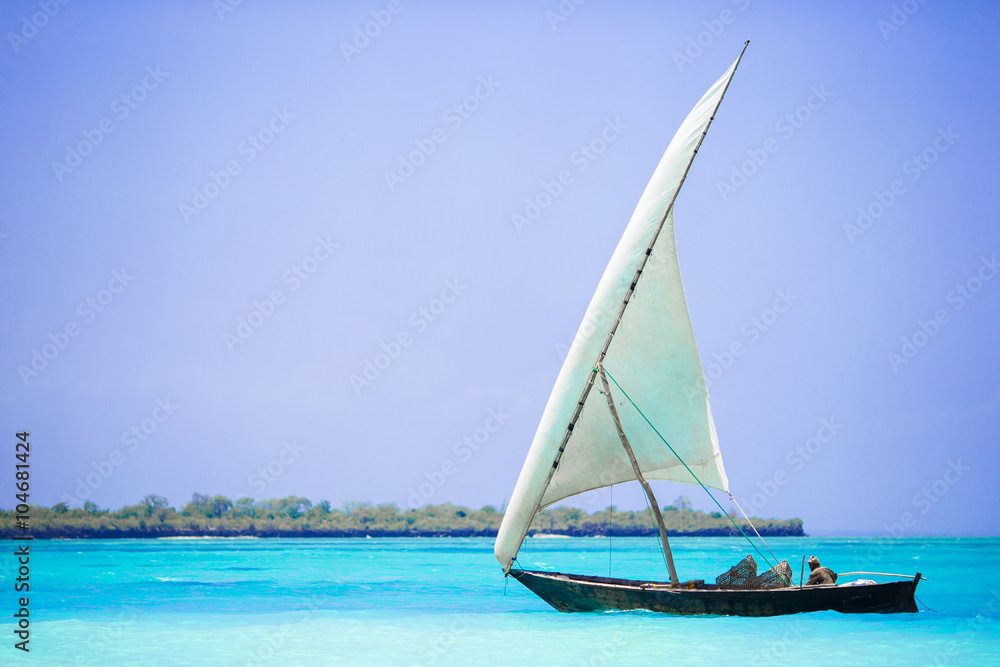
(758, 560, 793, 588)
(716, 555, 792, 590)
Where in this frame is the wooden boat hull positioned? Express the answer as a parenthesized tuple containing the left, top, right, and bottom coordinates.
(509, 569, 920, 616)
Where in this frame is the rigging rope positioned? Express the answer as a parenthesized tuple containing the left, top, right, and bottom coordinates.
(599, 366, 779, 571)
(728, 491, 782, 568)
(915, 594, 940, 613)
(608, 485, 613, 578)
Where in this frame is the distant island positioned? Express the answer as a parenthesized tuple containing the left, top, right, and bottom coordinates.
(0, 494, 804, 539)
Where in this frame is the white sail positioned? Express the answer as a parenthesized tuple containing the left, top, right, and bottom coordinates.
(495, 48, 747, 572)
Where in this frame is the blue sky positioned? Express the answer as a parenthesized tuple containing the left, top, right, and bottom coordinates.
(1, 0, 998, 535)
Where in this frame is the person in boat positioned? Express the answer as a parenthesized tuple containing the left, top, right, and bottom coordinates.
(805, 556, 838, 585)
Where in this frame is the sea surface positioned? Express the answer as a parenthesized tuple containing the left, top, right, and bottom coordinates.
(0, 536, 998, 666)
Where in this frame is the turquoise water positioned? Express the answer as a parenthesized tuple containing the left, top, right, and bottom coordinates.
(1, 537, 998, 666)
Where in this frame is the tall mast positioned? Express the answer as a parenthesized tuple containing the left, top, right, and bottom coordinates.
(598, 364, 679, 585)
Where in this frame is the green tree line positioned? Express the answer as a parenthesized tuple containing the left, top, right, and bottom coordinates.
(0, 494, 803, 538)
